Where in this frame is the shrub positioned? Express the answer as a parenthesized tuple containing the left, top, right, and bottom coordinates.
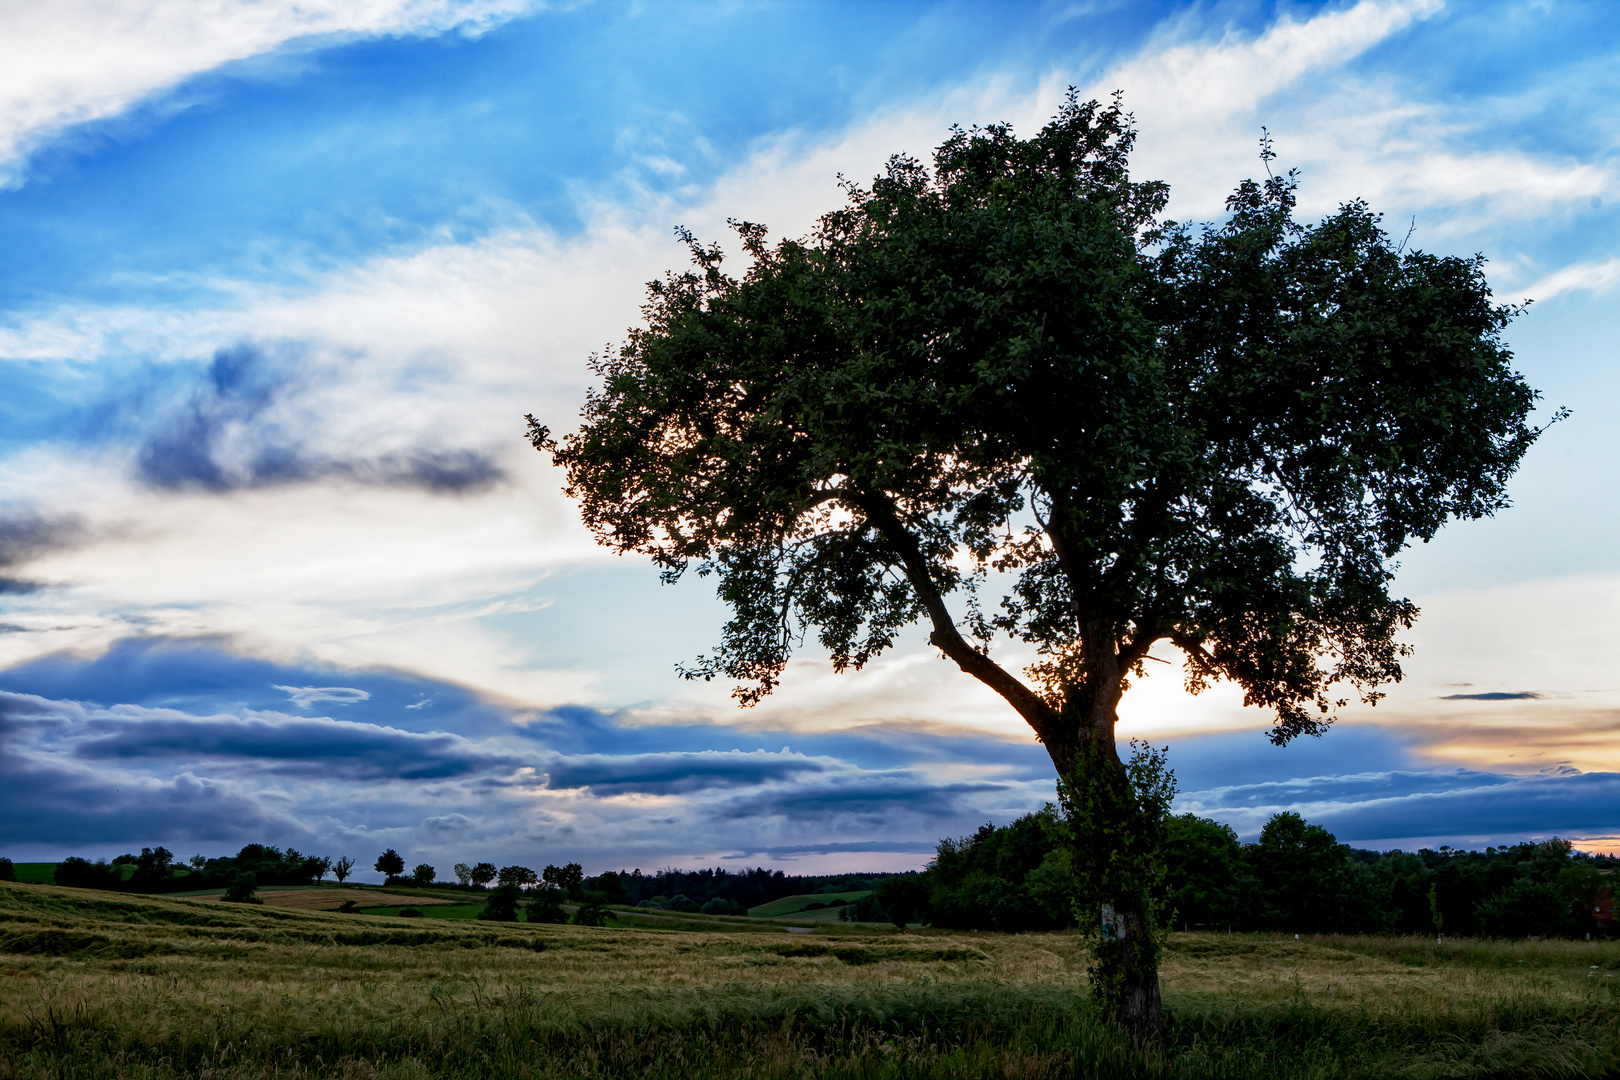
(222, 872, 262, 905)
(478, 884, 521, 922)
(337, 900, 359, 913)
(573, 893, 611, 927)
(398, 908, 423, 918)
(840, 894, 887, 923)
(667, 893, 699, 913)
(0, 858, 14, 882)
(412, 864, 436, 887)
(526, 888, 568, 923)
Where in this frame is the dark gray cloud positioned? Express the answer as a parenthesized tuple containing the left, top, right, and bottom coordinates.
(718, 777, 1009, 823)
(1440, 691, 1542, 700)
(0, 512, 84, 591)
(134, 343, 504, 494)
(544, 750, 829, 795)
(70, 713, 521, 781)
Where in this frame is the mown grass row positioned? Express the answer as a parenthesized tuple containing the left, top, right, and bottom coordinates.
(4, 882, 1620, 1079)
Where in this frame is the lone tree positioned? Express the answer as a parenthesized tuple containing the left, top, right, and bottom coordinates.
(532, 95, 1549, 1039)
(374, 849, 405, 883)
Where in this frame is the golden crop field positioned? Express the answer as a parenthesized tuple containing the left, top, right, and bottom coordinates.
(2, 881, 1618, 1079)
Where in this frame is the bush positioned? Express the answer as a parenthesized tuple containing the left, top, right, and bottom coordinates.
(573, 893, 611, 927)
(0, 857, 14, 882)
(667, 893, 699, 912)
(637, 896, 670, 910)
(478, 884, 522, 922)
(222, 872, 262, 905)
(700, 896, 741, 916)
(337, 899, 359, 913)
(54, 857, 121, 891)
(1478, 877, 1574, 938)
(840, 894, 887, 923)
(398, 908, 423, 918)
(526, 888, 568, 923)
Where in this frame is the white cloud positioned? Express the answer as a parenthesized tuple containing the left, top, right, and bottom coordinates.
(275, 685, 372, 707)
(1521, 258, 1620, 301)
(0, 0, 539, 185)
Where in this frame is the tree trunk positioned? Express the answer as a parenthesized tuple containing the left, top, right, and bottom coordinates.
(1049, 721, 1166, 1046)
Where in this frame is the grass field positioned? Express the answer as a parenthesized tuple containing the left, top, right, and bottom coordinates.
(3, 881, 1619, 1079)
(747, 890, 872, 919)
(8, 863, 55, 885)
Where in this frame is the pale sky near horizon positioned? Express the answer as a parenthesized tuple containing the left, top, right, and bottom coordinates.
(1, 0, 1617, 878)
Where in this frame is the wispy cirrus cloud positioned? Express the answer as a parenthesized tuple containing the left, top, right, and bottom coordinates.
(0, 0, 541, 186)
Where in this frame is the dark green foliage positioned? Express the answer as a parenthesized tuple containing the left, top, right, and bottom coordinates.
(54, 857, 123, 890)
(412, 864, 436, 886)
(496, 865, 537, 889)
(525, 888, 567, 924)
(398, 908, 423, 918)
(572, 892, 611, 927)
(875, 875, 932, 929)
(0, 858, 13, 882)
(1162, 815, 1245, 929)
(927, 809, 1074, 932)
(337, 899, 359, 913)
(1477, 877, 1574, 938)
(478, 884, 521, 922)
(667, 894, 699, 913)
(471, 862, 496, 888)
(542, 862, 583, 897)
(375, 849, 405, 881)
(222, 873, 261, 905)
(839, 893, 888, 923)
(591, 870, 626, 901)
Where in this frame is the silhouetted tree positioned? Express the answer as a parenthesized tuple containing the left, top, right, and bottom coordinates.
(471, 862, 497, 889)
(412, 863, 436, 887)
(332, 856, 355, 884)
(535, 93, 1548, 1039)
(374, 849, 405, 882)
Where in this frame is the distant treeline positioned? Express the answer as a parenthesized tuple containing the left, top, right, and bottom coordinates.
(13, 812, 1615, 940)
(838, 808, 1618, 939)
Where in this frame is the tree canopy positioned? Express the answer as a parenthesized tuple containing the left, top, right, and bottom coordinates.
(533, 93, 1546, 774)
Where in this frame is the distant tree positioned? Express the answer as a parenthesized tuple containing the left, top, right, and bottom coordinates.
(54, 857, 120, 891)
(312, 856, 332, 883)
(453, 863, 473, 887)
(526, 886, 568, 923)
(591, 871, 626, 902)
(374, 849, 405, 882)
(543, 863, 584, 898)
(573, 892, 611, 927)
(667, 894, 699, 913)
(0, 857, 14, 882)
(223, 872, 262, 905)
(497, 865, 538, 889)
(130, 846, 175, 892)
(1162, 815, 1246, 929)
(478, 884, 522, 922)
(188, 855, 208, 870)
(1477, 877, 1573, 938)
(471, 862, 497, 889)
(534, 95, 1550, 1040)
(412, 864, 436, 887)
(840, 894, 887, 923)
(332, 856, 355, 884)
(875, 876, 932, 930)
(1248, 813, 1360, 933)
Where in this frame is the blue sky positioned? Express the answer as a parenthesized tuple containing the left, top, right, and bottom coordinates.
(1, 0, 1618, 877)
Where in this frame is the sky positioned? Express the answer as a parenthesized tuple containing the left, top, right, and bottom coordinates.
(1, 0, 1617, 880)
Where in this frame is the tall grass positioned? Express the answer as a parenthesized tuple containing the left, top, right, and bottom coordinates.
(2, 882, 1617, 1079)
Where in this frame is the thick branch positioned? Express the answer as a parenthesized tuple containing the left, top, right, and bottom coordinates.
(850, 490, 1061, 742)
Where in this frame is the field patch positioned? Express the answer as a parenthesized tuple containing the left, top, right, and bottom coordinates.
(748, 890, 870, 918)
(191, 887, 465, 910)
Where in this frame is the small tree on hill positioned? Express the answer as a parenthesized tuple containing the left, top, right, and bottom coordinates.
(223, 872, 262, 905)
(453, 863, 473, 887)
(534, 94, 1550, 1040)
(471, 862, 497, 889)
(543, 863, 584, 898)
(332, 856, 355, 884)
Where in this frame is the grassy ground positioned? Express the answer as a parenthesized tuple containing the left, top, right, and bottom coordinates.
(2, 881, 1618, 1079)
(747, 890, 872, 919)
(8, 864, 55, 885)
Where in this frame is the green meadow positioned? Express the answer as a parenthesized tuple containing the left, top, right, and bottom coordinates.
(4, 881, 1620, 1078)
